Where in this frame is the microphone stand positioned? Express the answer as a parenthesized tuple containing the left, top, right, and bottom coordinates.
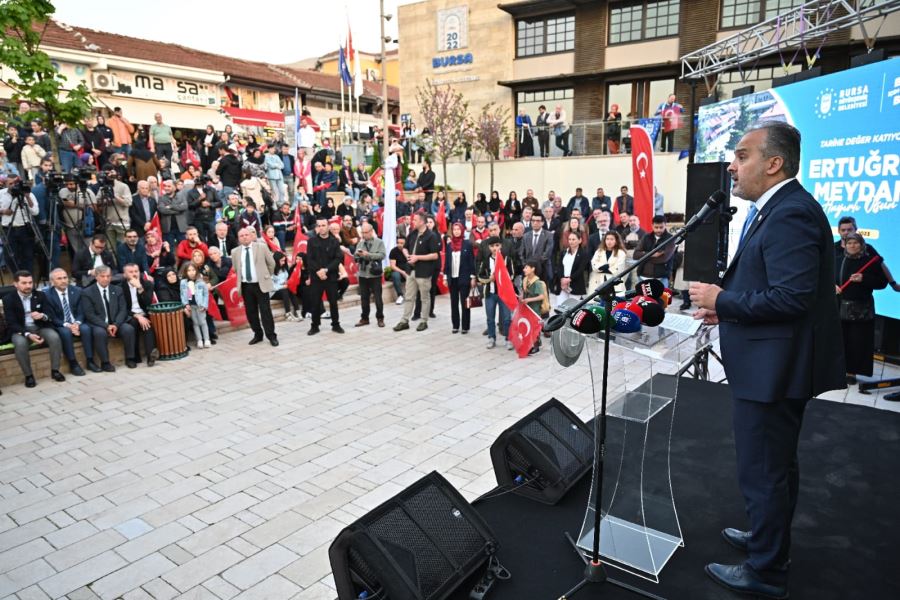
(554, 215, 717, 600)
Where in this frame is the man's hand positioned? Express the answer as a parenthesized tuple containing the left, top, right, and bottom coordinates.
(107, 324, 117, 336)
(689, 282, 722, 310)
(29, 333, 45, 345)
(849, 273, 863, 283)
(316, 268, 327, 280)
(652, 251, 664, 258)
(408, 255, 418, 264)
(692, 308, 719, 325)
(835, 285, 842, 295)
(30, 311, 44, 321)
(135, 314, 152, 331)
(68, 323, 81, 335)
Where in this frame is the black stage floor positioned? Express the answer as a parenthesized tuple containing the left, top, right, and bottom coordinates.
(456, 377, 900, 600)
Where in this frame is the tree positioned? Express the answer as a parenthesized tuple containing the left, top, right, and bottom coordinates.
(461, 115, 481, 202)
(0, 0, 93, 169)
(415, 80, 468, 191)
(472, 102, 510, 198)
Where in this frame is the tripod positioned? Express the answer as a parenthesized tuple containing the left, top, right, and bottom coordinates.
(546, 196, 725, 600)
(1, 188, 52, 279)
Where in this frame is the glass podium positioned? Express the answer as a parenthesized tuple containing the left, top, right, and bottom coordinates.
(574, 317, 716, 583)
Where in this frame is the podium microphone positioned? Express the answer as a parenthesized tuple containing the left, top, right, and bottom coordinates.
(683, 190, 728, 233)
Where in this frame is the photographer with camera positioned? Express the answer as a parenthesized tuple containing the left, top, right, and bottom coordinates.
(58, 173, 96, 254)
(354, 222, 386, 328)
(98, 164, 133, 250)
(31, 159, 64, 282)
(0, 176, 40, 274)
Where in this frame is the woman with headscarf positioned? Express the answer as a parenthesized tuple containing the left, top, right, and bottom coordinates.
(444, 221, 476, 334)
(515, 108, 534, 157)
(836, 232, 887, 383)
(154, 267, 182, 303)
(128, 140, 160, 183)
(199, 125, 217, 173)
(488, 190, 502, 215)
(473, 193, 488, 216)
(144, 229, 174, 274)
(502, 191, 522, 232)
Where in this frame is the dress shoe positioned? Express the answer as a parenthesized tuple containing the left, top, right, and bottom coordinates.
(393, 321, 410, 332)
(125, 360, 137, 369)
(332, 325, 345, 334)
(147, 349, 159, 367)
(705, 563, 788, 599)
(411, 314, 420, 321)
(416, 322, 428, 331)
(722, 528, 751, 552)
(429, 312, 436, 318)
(87, 362, 102, 373)
(69, 363, 86, 377)
(101, 362, 116, 373)
(248, 336, 264, 345)
(51, 370, 66, 382)
(308, 326, 320, 336)
(461, 330, 469, 334)
(355, 319, 370, 327)
(25, 375, 36, 388)
(377, 319, 385, 328)
(452, 329, 459, 334)
(270, 339, 280, 347)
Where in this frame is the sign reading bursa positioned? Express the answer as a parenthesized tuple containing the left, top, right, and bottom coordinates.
(433, 53, 474, 69)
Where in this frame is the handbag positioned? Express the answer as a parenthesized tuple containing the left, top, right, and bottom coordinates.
(466, 285, 483, 309)
(839, 298, 874, 321)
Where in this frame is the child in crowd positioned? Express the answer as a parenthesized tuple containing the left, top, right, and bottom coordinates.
(271, 252, 303, 321)
(240, 199, 262, 236)
(180, 263, 211, 348)
(520, 258, 551, 355)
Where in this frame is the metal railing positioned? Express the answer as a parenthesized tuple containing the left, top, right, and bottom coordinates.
(511, 117, 679, 158)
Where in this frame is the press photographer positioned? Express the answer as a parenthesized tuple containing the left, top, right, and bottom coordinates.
(354, 222, 386, 328)
(96, 164, 133, 250)
(0, 176, 40, 274)
(57, 170, 97, 254)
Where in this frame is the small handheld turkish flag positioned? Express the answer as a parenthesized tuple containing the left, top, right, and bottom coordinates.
(510, 301, 542, 358)
(495, 251, 518, 312)
(214, 270, 247, 327)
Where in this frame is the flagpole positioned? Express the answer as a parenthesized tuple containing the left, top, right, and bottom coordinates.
(340, 71, 345, 145)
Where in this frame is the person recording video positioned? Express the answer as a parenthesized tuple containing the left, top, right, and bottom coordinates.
(0, 176, 39, 273)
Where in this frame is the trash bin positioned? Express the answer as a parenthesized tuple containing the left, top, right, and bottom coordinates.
(148, 302, 188, 360)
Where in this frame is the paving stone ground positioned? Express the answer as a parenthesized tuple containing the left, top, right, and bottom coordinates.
(1, 296, 897, 599)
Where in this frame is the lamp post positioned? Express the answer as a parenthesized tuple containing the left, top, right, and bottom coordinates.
(380, 0, 390, 162)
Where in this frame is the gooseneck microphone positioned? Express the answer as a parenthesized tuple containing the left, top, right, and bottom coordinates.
(682, 190, 728, 233)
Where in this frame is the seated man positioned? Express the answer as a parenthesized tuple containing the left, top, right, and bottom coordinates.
(175, 225, 209, 266)
(81, 265, 137, 371)
(2, 270, 65, 387)
(339, 214, 359, 253)
(72, 234, 116, 287)
(117, 228, 149, 274)
(43, 268, 91, 375)
(119, 263, 159, 366)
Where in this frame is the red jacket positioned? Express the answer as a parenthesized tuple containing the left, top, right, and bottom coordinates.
(176, 240, 209, 263)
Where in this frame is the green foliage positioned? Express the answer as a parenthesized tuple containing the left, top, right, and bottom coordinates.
(0, 0, 94, 166)
(415, 80, 469, 190)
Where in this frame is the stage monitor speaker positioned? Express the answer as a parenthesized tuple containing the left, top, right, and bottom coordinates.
(684, 162, 732, 283)
(329, 471, 498, 600)
(773, 73, 796, 88)
(851, 49, 886, 68)
(794, 67, 822, 82)
(732, 85, 755, 98)
(490, 398, 593, 505)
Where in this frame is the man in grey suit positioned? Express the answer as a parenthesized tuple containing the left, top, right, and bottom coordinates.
(81, 265, 137, 371)
(523, 211, 553, 283)
(231, 227, 278, 346)
(157, 179, 188, 247)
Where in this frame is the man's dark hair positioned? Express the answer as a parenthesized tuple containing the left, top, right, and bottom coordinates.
(532, 212, 544, 222)
(652, 215, 666, 225)
(122, 262, 139, 271)
(13, 270, 32, 281)
(125, 228, 139, 236)
(92, 234, 106, 244)
(315, 216, 328, 223)
(186, 226, 198, 233)
(751, 120, 801, 178)
(838, 216, 857, 227)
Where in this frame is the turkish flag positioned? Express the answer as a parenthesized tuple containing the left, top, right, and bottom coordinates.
(206, 295, 223, 321)
(343, 251, 359, 284)
(630, 125, 654, 229)
(509, 301, 542, 358)
(148, 212, 162, 243)
(435, 202, 448, 235)
(287, 262, 302, 294)
(214, 270, 247, 327)
(369, 167, 383, 198)
(261, 231, 281, 254)
(436, 247, 448, 295)
(374, 210, 384, 236)
(495, 251, 517, 312)
(292, 230, 308, 260)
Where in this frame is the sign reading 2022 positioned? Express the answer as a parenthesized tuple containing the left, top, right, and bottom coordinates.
(432, 53, 474, 69)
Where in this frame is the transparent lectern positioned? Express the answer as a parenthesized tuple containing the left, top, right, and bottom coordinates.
(573, 316, 717, 583)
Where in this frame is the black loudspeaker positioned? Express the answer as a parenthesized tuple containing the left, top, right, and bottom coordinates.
(490, 398, 593, 505)
(684, 162, 731, 283)
(329, 471, 498, 600)
(851, 49, 886, 68)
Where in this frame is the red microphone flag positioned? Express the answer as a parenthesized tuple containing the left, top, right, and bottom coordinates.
(630, 125, 654, 229)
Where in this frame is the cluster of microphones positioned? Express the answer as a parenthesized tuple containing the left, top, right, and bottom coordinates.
(569, 279, 674, 335)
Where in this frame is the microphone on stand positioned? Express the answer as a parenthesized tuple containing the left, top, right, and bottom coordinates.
(682, 190, 728, 233)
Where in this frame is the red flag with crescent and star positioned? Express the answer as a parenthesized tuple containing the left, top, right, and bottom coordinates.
(509, 301, 542, 358)
(214, 270, 247, 327)
(147, 213, 162, 243)
(495, 251, 517, 312)
(630, 125, 654, 229)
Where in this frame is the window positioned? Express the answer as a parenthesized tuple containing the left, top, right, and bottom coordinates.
(720, 0, 804, 29)
(609, 1, 680, 45)
(516, 14, 575, 57)
(516, 88, 574, 157)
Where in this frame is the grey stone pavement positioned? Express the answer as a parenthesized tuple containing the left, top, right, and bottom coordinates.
(1, 295, 898, 599)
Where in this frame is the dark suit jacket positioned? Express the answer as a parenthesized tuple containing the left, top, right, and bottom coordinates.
(82, 284, 128, 328)
(715, 179, 845, 402)
(1, 289, 53, 341)
(117, 242, 149, 274)
(72, 248, 116, 286)
(43, 285, 87, 327)
(209, 233, 238, 256)
(444, 239, 476, 283)
(553, 248, 591, 295)
(129, 194, 158, 232)
(614, 194, 634, 215)
(592, 195, 611, 213)
(119, 279, 155, 316)
(523, 228, 553, 263)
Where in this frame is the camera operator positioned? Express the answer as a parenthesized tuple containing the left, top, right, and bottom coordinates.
(32, 159, 63, 279)
(0, 176, 40, 273)
(188, 176, 220, 243)
(97, 164, 132, 250)
(354, 222, 386, 328)
(58, 173, 96, 254)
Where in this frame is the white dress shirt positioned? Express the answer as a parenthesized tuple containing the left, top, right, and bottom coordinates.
(240, 244, 258, 283)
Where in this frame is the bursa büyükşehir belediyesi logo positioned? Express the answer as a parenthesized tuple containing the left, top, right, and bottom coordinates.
(815, 88, 834, 118)
(888, 76, 900, 107)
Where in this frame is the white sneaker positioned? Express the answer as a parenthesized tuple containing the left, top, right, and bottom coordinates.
(395, 295, 404, 305)
(295, 312, 305, 322)
(323, 311, 331, 319)
(505, 340, 513, 351)
(285, 313, 296, 322)
(204, 340, 212, 348)
(486, 338, 496, 349)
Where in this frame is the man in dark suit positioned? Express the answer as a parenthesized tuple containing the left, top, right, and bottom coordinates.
(81, 265, 137, 371)
(2, 270, 65, 387)
(231, 226, 278, 345)
(690, 122, 845, 599)
(72, 235, 116, 287)
(614, 186, 634, 216)
(128, 180, 157, 233)
(209, 222, 237, 257)
(119, 262, 158, 366)
(117, 229, 148, 274)
(591, 187, 611, 213)
(43, 268, 90, 375)
(566, 188, 590, 220)
(523, 211, 553, 284)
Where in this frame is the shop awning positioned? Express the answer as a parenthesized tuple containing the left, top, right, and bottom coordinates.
(93, 96, 231, 130)
(223, 107, 285, 128)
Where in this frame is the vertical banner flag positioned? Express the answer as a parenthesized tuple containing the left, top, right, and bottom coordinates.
(294, 87, 300, 150)
(630, 125, 654, 230)
(382, 153, 398, 265)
